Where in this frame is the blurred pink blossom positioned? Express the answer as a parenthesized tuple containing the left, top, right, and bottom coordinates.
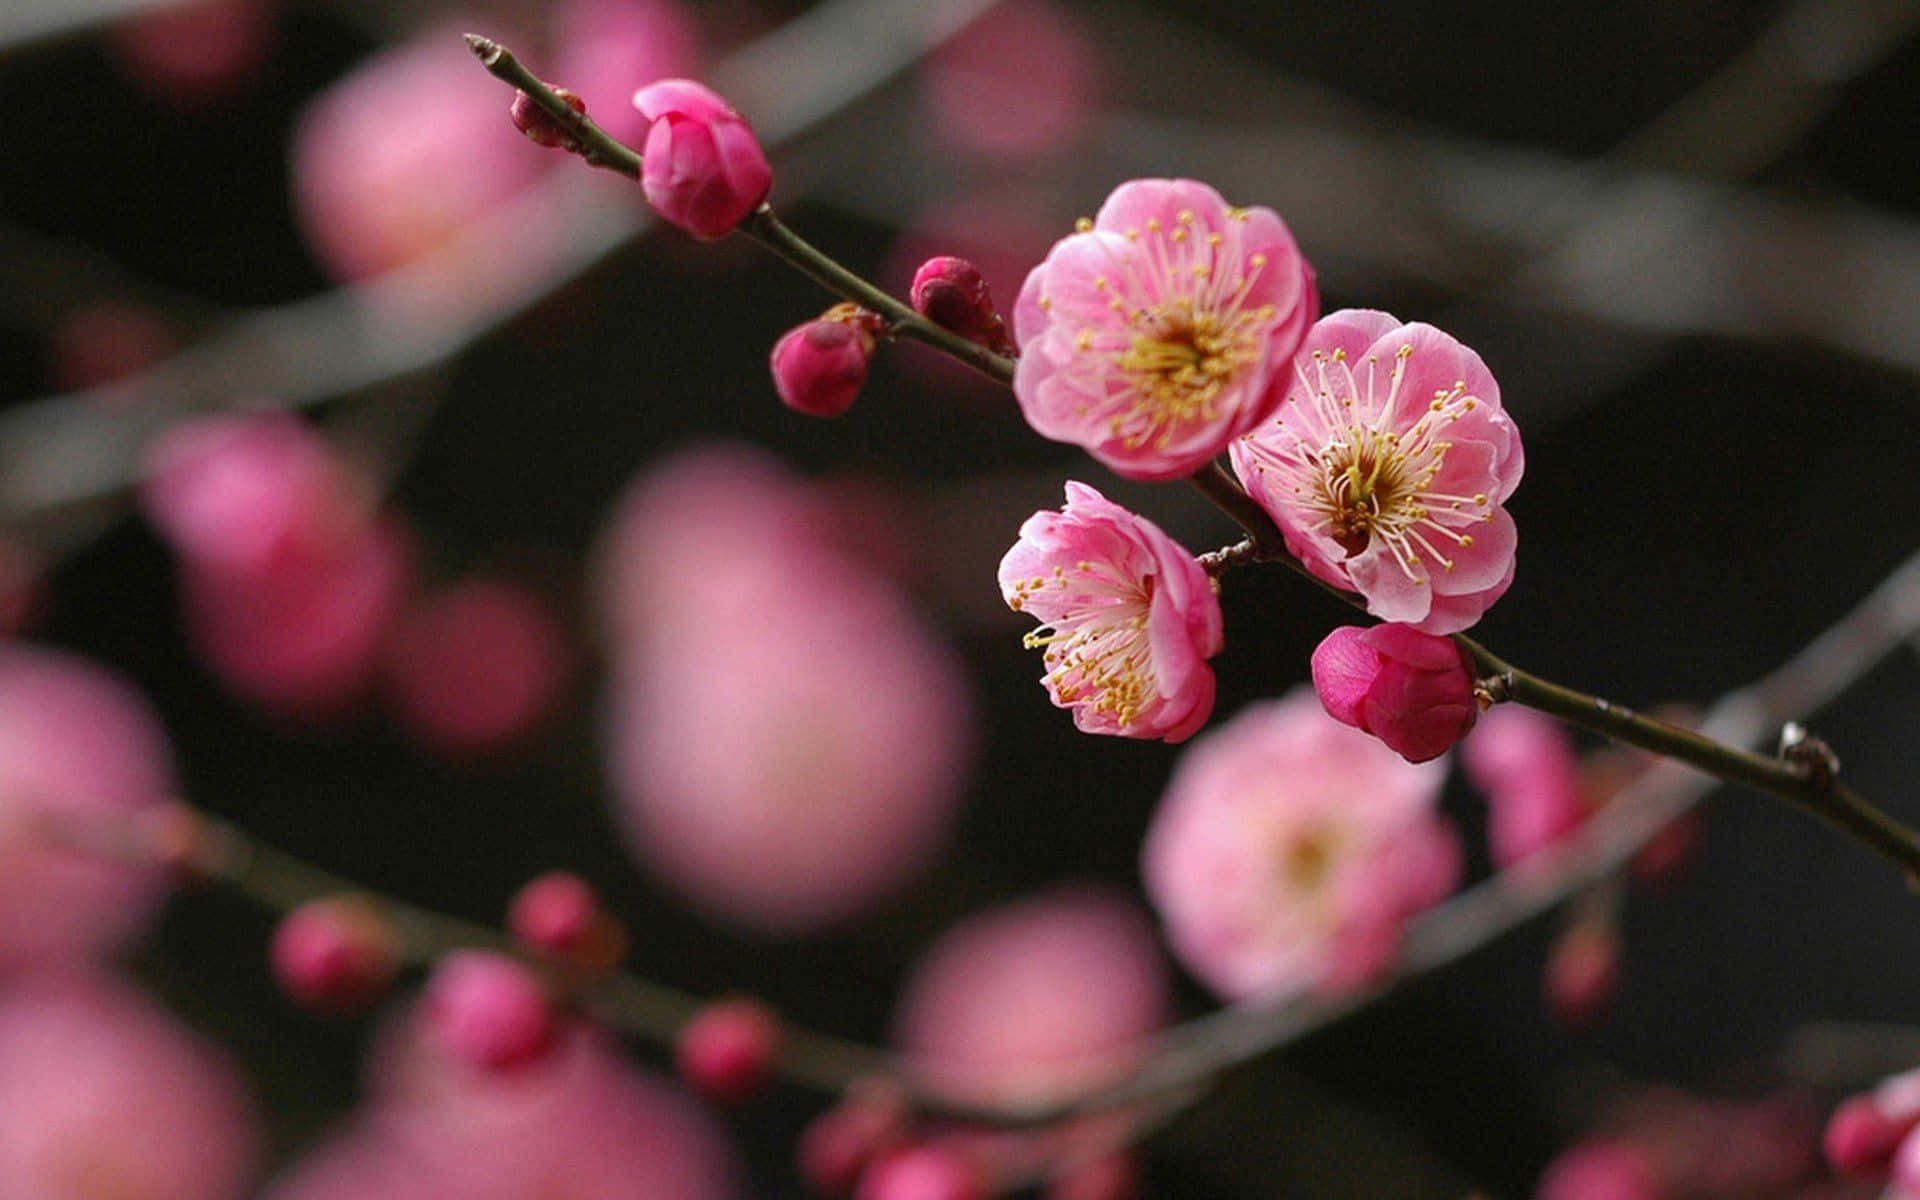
(1462, 705, 1590, 871)
(290, 28, 546, 283)
(276, 1017, 742, 1199)
(1232, 309, 1523, 633)
(1535, 1140, 1659, 1200)
(631, 79, 773, 238)
(1012, 178, 1317, 481)
(0, 970, 260, 1199)
(892, 887, 1169, 1108)
(1142, 690, 1459, 1000)
(48, 301, 176, 394)
(1001, 482, 1222, 742)
(552, 0, 703, 147)
(599, 447, 974, 932)
(0, 644, 175, 969)
(107, 0, 275, 104)
(1310, 622, 1478, 763)
(383, 578, 569, 757)
(920, 0, 1099, 160)
(142, 414, 413, 718)
(857, 1144, 988, 1200)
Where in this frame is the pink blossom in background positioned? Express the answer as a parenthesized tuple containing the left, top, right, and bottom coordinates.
(1535, 1141, 1659, 1200)
(552, 0, 703, 147)
(0, 970, 259, 1199)
(383, 578, 569, 757)
(1142, 690, 1459, 1000)
(1000, 482, 1222, 742)
(277, 1018, 743, 1199)
(107, 0, 275, 104)
(631, 79, 773, 238)
(0, 645, 175, 970)
(1231, 309, 1523, 633)
(1310, 622, 1478, 763)
(142, 414, 414, 718)
(599, 447, 974, 932)
(290, 28, 546, 283)
(1462, 705, 1590, 871)
(892, 887, 1169, 1108)
(1012, 178, 1317, 481)
(920, 0, 1099, 160)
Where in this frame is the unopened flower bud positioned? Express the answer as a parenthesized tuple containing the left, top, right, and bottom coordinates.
(270, 896, 400, 1014)
(510, 86, 588, 150)
(771, 306, 878, 418)
(423, 950, 554, 1071)
(1536, 1141, 1658, 1200)
(1311, 624, 1478, 763)
(631, 78, 772, 238)
(674, 996, 782, 1104)
(507, 871, 625, 970)
(910, 256, 1013, 354)
(857, 1145, 987, 1200)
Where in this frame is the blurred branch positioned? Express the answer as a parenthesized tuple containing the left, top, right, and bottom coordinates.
(0, 0, 1011, 549)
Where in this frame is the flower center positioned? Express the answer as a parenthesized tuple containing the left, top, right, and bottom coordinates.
(1239, 344, 1496, 584)
(1281, 826, 1338, 892)
(1008, 562, 1157, 728)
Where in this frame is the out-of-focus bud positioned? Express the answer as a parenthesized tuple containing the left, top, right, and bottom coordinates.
(674, 996, 782, 1105)
(856, 1145, 987, 1200)
(383, 578, 569, 758)
(509, 86, 587, 150)
(1534, 1140, 1659, 1200)
(423, 952, 554, 1072)
(772, 304, 881, 418)
(910, 256, 1014, 354)
(1544, 915, 1620, 1030)
(1310, 623, 1478, 763)
(1047, 1155, 1138, 1200)
(630, 79, 772, 238)
(270, 897, 401, 1014)
(798, 1083, 909, 1196)
(507, 872, 624, 971)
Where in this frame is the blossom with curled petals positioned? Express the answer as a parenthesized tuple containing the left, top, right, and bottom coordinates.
(1000, 482, 1222, 742)
(1012, 178, 1317, 480)
(1230, 309, 1523, 633)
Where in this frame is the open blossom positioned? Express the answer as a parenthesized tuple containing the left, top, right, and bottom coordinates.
(1142, 690, 1459, 1000)
(1012, 178, 1317, 480)
(1310, 623, 1478, 763)
(1000, 482, 1222, 743)
(1230, 309, 1523, 633)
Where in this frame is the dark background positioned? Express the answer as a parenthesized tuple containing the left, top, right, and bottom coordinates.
(1, 0, 1917, 1195)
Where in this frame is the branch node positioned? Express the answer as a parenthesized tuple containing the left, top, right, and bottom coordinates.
(1779, 721, 1841, 789)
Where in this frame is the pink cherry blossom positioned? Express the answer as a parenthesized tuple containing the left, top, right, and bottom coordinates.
(920, 0, 1099, 161)
(631, 79, 773, 238)
(551, 0, 703, 147)
(1230, 309, 1523, 633)
(892, 887, 1169, 1108)
(0, 645, 175, 969)
(0, 970, 260, 1199)
(1001, 482, 1222, 742)
(383, 577, 569, 757)
(1141, 689, 1459, 1000)
(1462, 705, 1589, 871)
(1310, 622, 1478, 763)
(598, 447, 974, 932)
(1011, 178, 1317, 481)
(107, 0, 274, 105)
(290, 29, 545, 283)
(143, 414, 414, 718)
(276, 1020, 743, 1200)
